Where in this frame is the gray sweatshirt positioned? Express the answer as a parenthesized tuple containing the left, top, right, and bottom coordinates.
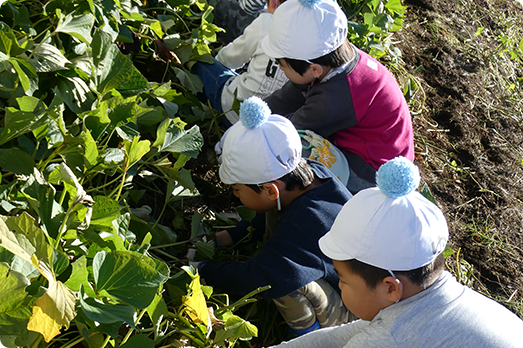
(269, 271, 523, 348)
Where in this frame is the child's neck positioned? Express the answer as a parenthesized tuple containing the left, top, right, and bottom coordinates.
(279, 177, 323, 207)
(317, 66, 332, 82)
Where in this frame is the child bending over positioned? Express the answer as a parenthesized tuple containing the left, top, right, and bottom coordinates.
(195, 97, 356, 335)
(267, 157, 523, 347)
(261, 0, 414, 193)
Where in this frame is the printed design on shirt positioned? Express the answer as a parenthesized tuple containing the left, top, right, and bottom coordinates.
(299, 130, 350, 185)
(254, 58, 288, 98)
(312, 137, 337, 169)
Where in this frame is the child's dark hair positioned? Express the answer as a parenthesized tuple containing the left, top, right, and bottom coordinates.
(245, 158, 314, 193)
(345, 254, 446, 289)
(279, 39, 354, 76)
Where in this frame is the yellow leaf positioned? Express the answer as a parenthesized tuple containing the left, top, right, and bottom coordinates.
(27, 281, 77, 343)
(183, 276, 210, 326)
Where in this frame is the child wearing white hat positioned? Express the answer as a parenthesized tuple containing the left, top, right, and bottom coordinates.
(197, 96, 356, 335)
(194, 0, 288, 126)
(268, 157, 523, 347)
(261, 0, 414, 194)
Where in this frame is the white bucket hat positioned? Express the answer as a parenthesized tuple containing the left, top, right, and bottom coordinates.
(261, 0, 348, 60)
(218, 96, 302, 185)
(319, 157, 449, 271)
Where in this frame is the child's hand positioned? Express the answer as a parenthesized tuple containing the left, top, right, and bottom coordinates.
(216, 230, 234, 246)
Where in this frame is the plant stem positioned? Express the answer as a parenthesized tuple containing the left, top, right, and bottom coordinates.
(120, 308, 148, 346)
(31, 335, 43, 348)
(113, 165, 128, 201)
(149, 240, 191, 250)
(55, 205, 73, 248)
(85, 173, 124, 192)
(100, 335, 111, 348)
(151, 200, 168, 230)
(62, 336, 85, 348)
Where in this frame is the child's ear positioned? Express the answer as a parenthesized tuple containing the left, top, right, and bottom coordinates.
(382, 276, 403, 304)
(261, 182, 280, 201)
(309, 64, 324, 79)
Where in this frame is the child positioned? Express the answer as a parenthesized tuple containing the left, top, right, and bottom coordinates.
(261, 0, 414, 194)
(267, 157, 523, 347)
(196, 96, 355, 335)
(194, 0, 288, 126)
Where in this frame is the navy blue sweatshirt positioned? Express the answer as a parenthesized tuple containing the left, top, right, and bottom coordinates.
(200, 161, 352, 299)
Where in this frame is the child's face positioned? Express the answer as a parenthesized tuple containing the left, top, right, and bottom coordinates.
(278, 59, 316, 85)
(333, 260, 391, 321)
(231, 184, 276, 212)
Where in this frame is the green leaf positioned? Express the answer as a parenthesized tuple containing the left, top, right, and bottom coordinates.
(64, 256, 88, 291)
(92, 28, 113, 67)
(119, 334, 155, 348)
(53, 76, 96, 114)
(146, 293, 169, 328)
(0, 30, 13, 56)
(93, 250, 169, 309)
(160, 124, 203, 157)
(80, 130, 99, 167)
(119, 65, 149, 91)
(236, 206, 256, 223)
(97, 45, 134, 94)
(157, 97, 179, 118)
(55, 13, 95, 44)
(0, 263, 32, 330)
(384, 0, 406, 15)
(150, 21, 164, 38)
(172, 66, 204, 94)
(116, 125, 140, 142)
(9, 58, 31, 92)
(117, 24, 134, 44)
(57, 162, 89, 208)
(224, 315, 258, 340)
(190, 212, 206, 239)
(103, 148, 125, 164)
(160, 167, 199, 197)
(0, 148, 35, 175)
(195, 240, 214, 260)
(79, 285, 136, 328)
(52, 248, 69, 276)
(90, 196, 121, 228)
(3, 213, 54, 265)
(124, 137, 151, 168)
(29, 43, 71, 72)
(419, 183, 437, 205)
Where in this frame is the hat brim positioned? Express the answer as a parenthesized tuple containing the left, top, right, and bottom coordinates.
(319, 232, 353, 261)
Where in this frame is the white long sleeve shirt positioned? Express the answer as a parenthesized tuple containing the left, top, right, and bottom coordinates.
(269, 272, 523, 348)
(216, 13, 288, 124)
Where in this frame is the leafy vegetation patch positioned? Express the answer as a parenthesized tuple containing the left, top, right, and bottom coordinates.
(0, 0, 522, 346)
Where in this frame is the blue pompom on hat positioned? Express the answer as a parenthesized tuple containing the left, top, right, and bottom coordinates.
(376, 156, 421, 198)
(298, 0, 324, 7)
(239, 96, 271, 129)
